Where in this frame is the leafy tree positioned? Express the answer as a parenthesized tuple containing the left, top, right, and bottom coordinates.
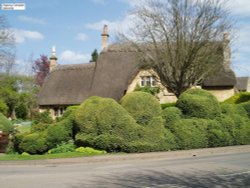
(118, 0, 232, 97)
(32, 55, 50, 87)
(90, 49, 98, 62)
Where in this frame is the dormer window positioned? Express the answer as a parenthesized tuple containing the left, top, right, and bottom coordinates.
(140, 76, 156, 87)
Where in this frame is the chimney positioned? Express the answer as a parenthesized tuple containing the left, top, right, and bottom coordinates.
(223, 33, 231, 69)
(49, 45, 57, 72)
(101, 25, 109, 51)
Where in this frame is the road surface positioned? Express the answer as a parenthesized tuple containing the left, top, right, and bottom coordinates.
(0, 145, 250, 188)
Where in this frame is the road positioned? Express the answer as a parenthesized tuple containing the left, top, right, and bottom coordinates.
(0, 146, 250, 188)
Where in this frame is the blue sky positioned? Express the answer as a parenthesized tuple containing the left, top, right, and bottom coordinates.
(0, 0, 249, 76)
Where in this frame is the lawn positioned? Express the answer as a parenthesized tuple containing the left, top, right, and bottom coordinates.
(0, 152, 106, 161)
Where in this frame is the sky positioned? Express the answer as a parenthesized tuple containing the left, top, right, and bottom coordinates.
(0, 0, 249, 76)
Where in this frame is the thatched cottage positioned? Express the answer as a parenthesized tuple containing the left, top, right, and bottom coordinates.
(38, 25, 236, 118)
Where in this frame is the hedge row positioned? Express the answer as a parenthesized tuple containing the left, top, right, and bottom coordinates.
(12, 89, 250, 154)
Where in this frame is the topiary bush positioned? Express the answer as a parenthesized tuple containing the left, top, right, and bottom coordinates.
(162, 107, 182, 129)
(223, 92, 250, 104)
(74, 96, 141, 152)
(161, 102, 176, 110)
(120, 91, 161, 125)
(19, 132, 48, 154)
(171, 118, 209, 150)
(240, 101, 250, 118)
(0, 112, 13, 133)
(176, 89, 220, 119)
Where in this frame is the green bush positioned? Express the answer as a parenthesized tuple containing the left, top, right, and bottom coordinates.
(48, 140, 75, 154)
(176, 89, 220, 119)
(19, 132, 48, 154)
(0, 99, 8, 115)
(162, 107, 182, 128)
(32, 110, 53, 125)
(220, 103, 248, 118)
(120, 91, 161, 125)
(240, 101, 250, 118)
(134, 85, 160, 96)
(15, 103, 28, 119)
(0, 112, 13, 133)
(161, 102, 176, 110)
(171, 119, 208, 150)
(75, 147, 106, 154)
(31, 123, 50, 132)
(223, 92, 250, 104)
(75, 96, 141, 152)
(235, 123, 250, 145)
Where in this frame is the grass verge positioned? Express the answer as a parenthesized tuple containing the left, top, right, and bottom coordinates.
(0, 152, 106, 161)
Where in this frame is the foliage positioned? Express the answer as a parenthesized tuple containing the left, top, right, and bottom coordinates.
(32, 110, 53, 125)
(240, 101, 250, 118)
(75, 147, 106, 154)
(120, 91, 161, 125)
(19, 132, 48, 154)
(171, 119, 209, 150)
(161, 102, 176, 110)
(48, 140, 75, 154)
(90, 49, 98, 62)
(223, 92, 250, 104)
(15, 103, 28, 119)
(0, 99, 8, 115)
(176, 89, 220, 119)
(74, 96, 140, 152)
(32, 55, 50, 87)
(162, 107, 182, 129)
(0, 112, 13, 133)
(134, 85, 160, 96)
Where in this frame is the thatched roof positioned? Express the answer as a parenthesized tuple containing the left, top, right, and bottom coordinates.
(39, 44, 236, 106)
(38, 50, 140, 106)
(236, 77, 250, 91)
(202, 67, 236, 87)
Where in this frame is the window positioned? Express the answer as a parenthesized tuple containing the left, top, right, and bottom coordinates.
(140, 76, 156, 87)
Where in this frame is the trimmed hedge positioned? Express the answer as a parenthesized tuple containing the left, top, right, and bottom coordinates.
(0, 113, 13, 133)
(74, 96, 141, 152)
(176, 89, 220, 119)
(162, 107, 182, 128)
(223, 92, 250, 104)
(171, 119, 209, 150)
(240, 101, 250, 118)
(120, 91, 161, 125)
(19, 132, 48, 154)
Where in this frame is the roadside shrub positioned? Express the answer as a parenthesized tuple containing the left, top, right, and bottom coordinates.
(220, 103, 248, 119)
(161, 102, 176, 110)
(223, 92, 250, 104)
(240, 101, 250, 118)
(0, 112, 13, 133)
(75, 96, 141, 152)
(57, 105, 79, 121)
(162, 107, 182, 128)
(120, 91, 161, 125)
(75, 147, 106, 154)
(0, 99, 8, 115)
(235, 123, 250, 145)
(171, 119, 208, 150)
(176, 89, 220, 119)
(48, 140, 75, 154)
(19, 132, 48, 154)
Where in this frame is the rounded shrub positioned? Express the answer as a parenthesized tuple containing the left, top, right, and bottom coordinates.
(176, 89, 220, 119)
(0, 112, 13, 133)
(223, 92, 250, 104)
(120, 91, 161, 125)
(74, 96, 141, 152)
(0, 100, 8, 115)
(171, 118, 208, 150)
(19, 132, 48, 154)
(162, 107, 182, 128)
(240, 101, 250, 118)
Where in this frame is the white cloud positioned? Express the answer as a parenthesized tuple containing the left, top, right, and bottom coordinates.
(18, 15, 47, 25)
(60, 50, 90, 64)
(14, 29, 44, 43)
(228, 0, 250, 17)
(76, 33, 88, 41)
(85, 15, 135, 35)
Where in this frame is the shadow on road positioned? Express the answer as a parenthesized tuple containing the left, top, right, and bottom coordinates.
(70, 170, 250, 188)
